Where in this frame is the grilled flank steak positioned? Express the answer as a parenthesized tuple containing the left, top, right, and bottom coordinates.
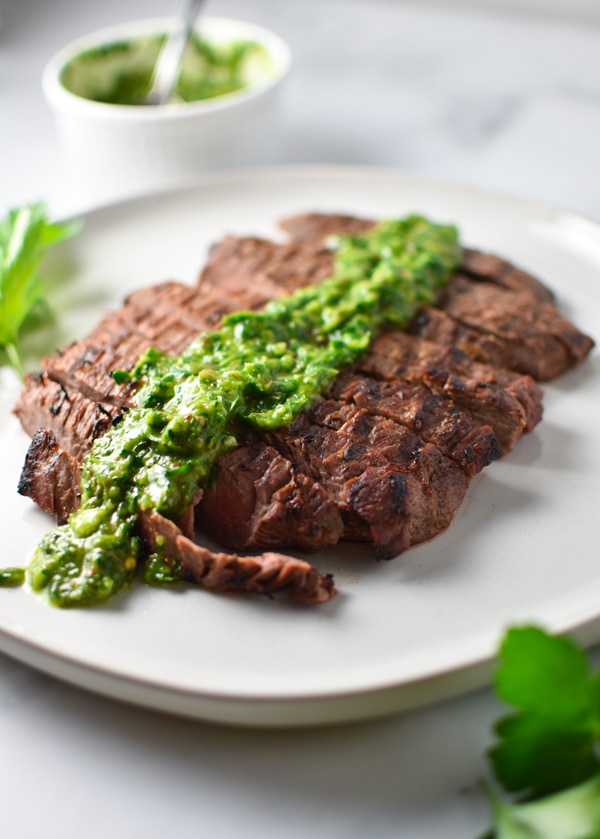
(14, 214, 594, 603)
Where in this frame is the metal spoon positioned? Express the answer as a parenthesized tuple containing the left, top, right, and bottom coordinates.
(145, 0, 205, 105)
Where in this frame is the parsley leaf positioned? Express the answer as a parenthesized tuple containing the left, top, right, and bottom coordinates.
(489, 627, 600, 799)
(0, 202, 80, 377)
(485, 772, 600, 839)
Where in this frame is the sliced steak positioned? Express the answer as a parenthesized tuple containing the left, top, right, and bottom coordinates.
(39, 279, 266, 410)
(18, 443, 335, 603)
(123, 279, 268, 349)
(198, 232, 337, 303)
(139, 511, 336, 604)
(17, 425, 199, 541)
(13, 211, 593, 604)
(279, 214, 553, 306)
(460, 248, 555, 303)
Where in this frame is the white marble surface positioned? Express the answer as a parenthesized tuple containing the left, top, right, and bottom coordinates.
(1, 1, 600, 837)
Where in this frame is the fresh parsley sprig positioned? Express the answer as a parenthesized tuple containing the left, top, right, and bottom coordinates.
(482, 626, 600, 838)
(0, 202, 80, 378)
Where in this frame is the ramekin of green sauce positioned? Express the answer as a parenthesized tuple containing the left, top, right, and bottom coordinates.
(42, 17, 291, 202)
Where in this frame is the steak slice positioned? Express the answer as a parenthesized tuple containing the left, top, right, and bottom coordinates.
(17, 442, 335, 604)
(16, 425, 198, 542)
(17, 429, 81, 524)
(43, 317, 154, 406)
(409, 273, 594, 380)
(123, 279, 270, 350)
(196, 442, 344, 551)
(460, 248, 555, 303)
(18, 339, 513, 558)
(328, 371, 502, 473)
(358, 330, 543, 452)
(14, 280, 245, 450)
(14, 373, 123, 461)
(260, 400, 472, 558)
(194, 344, 537, 556)
(279, 213, 553, 307)
(278, 212, 374, 242)
(139, 511, 336, 604)
(198, 233, 337, 303)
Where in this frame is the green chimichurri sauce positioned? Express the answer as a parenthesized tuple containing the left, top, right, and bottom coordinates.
(60, 34, 273, 106)
(21, 215, 461, 607)
(0, 567, 26, 588)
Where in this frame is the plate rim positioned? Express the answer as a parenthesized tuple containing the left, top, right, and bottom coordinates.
(59, 162, 600, 231)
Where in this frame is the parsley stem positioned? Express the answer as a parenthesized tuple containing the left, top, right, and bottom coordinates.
(5, 343, 25, 379)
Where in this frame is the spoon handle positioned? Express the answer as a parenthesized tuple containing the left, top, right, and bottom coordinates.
(147, 0, 205, 105)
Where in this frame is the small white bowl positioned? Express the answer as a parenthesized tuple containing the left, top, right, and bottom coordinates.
(42, 17, 292, 203)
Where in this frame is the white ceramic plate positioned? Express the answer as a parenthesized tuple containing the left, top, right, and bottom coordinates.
(1, 166, 598, 727)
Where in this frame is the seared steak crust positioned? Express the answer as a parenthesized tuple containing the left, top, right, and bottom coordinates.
(39, 283, 251, 407)
(13, 212, 593, 603)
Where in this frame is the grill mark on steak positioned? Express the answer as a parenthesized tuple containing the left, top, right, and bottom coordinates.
(196, 357, 517, 556)
(43, 317, 152, 406)
(123, 280, 269, 349)
(41, 281, 268, 407)
(198, 233, 338, 304)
